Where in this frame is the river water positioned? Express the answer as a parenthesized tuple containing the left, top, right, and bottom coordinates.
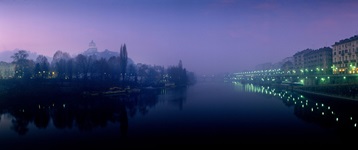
(0, 81, 357, 148)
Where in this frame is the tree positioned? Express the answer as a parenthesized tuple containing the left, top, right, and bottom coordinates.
(75, 54, 95, 80)
(108, 56, 120, 80)
(34, 63, 41, 79)
(11, 50, 33, 79)
(178, 60, 183, 69)
(127, 64, 137, 83)
(94, 58, 110, 80)
(11, 50, 29, 61)
(35, 55, 50, 79)
(51, 50, 71, 79)
(167, 60, 188, 86)
(119, 44, 128, 82)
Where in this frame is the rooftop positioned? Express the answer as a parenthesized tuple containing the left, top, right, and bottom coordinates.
(333, 35, 358, 46)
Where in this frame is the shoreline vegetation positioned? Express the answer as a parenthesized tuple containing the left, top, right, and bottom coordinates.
(0, 47, 197, 104)
(0, 78, 193, 105)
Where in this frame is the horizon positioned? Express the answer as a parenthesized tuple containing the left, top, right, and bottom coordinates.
(1, 0, 358, 75)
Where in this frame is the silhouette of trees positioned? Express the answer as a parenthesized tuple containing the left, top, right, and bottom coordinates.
(94, 58, 110, 80)
(136, 64, 164, 86)
(167, 60, 188, 86)
(119, 44, 128, 82)
(108, 56, 120, 81)
(75, 54, 95, 80)
(5, 44, 196, 93)
(51, 50, 72, 79)
(127, 64, 137, 83)
(11, 50, 34, 79)
(34, 55, 50, 79)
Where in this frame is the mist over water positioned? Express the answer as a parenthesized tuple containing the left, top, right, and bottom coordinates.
(1, 0, 358, 147)
(0, 81, 357, 148)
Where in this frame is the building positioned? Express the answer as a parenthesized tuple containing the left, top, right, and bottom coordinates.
(0, 61, 15, 79)
(304, 47, 332, 74)
(332, 35, 358, 74)
(83, 40, 98, 56)
(293, 49, 313, 70)
(280, 57, 294, 73)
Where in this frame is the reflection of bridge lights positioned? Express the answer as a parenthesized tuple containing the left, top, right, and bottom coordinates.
(233, 83, 358, 129)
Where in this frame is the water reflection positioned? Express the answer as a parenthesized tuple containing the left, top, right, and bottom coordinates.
(0, 87, 188, 136)
(232, 81, 358, 131)
(159, 87, 187, 110)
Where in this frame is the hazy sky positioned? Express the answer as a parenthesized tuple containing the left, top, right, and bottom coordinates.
(1, 0, 358, 75)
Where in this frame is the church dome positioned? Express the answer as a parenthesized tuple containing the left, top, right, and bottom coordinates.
(89, 40, 96, 49)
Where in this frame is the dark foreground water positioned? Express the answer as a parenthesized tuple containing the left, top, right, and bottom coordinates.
(0, 81, 357, 148)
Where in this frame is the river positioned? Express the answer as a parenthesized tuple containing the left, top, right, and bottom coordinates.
(0, 81, 357, 148)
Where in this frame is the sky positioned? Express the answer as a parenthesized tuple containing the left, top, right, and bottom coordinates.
(1, 0, 358, 75)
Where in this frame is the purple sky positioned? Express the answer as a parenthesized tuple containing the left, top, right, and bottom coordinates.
(1, 0, 358, 75)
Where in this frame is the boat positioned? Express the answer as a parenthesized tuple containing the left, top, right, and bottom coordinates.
(102, 86, 141, 96)
(281, 81, 303, 86)
(292, 82, 304, 86)
(102, 87, 127, 96)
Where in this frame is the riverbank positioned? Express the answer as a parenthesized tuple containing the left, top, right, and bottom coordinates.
(249, 82, 358, 103)
(291, 84, 358, 102)
(293, 88, 358, 102)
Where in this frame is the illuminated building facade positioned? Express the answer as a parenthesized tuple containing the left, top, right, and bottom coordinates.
(332, 35, 358, 74)
(303, 47, 332, 74)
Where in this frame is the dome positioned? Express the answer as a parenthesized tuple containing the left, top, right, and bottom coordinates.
(89, 40, 96, 49)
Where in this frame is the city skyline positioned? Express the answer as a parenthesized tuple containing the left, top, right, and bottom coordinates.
(1, 0, 358, 75)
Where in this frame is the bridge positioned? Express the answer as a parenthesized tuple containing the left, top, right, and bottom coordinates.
(229, 69, 358, 86)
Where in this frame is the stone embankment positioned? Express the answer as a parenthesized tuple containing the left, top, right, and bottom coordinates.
(292, 84, 358, 102)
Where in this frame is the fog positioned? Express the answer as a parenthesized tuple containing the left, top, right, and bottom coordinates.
(1, 0, 358, 75)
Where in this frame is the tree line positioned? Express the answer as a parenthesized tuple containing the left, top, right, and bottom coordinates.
(8, 44, 196, 89)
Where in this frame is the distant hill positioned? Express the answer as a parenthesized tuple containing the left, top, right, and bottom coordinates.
(0, 49, 44, 63)
(82, 48, 120, 60)
(82, 48, 135, 65)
